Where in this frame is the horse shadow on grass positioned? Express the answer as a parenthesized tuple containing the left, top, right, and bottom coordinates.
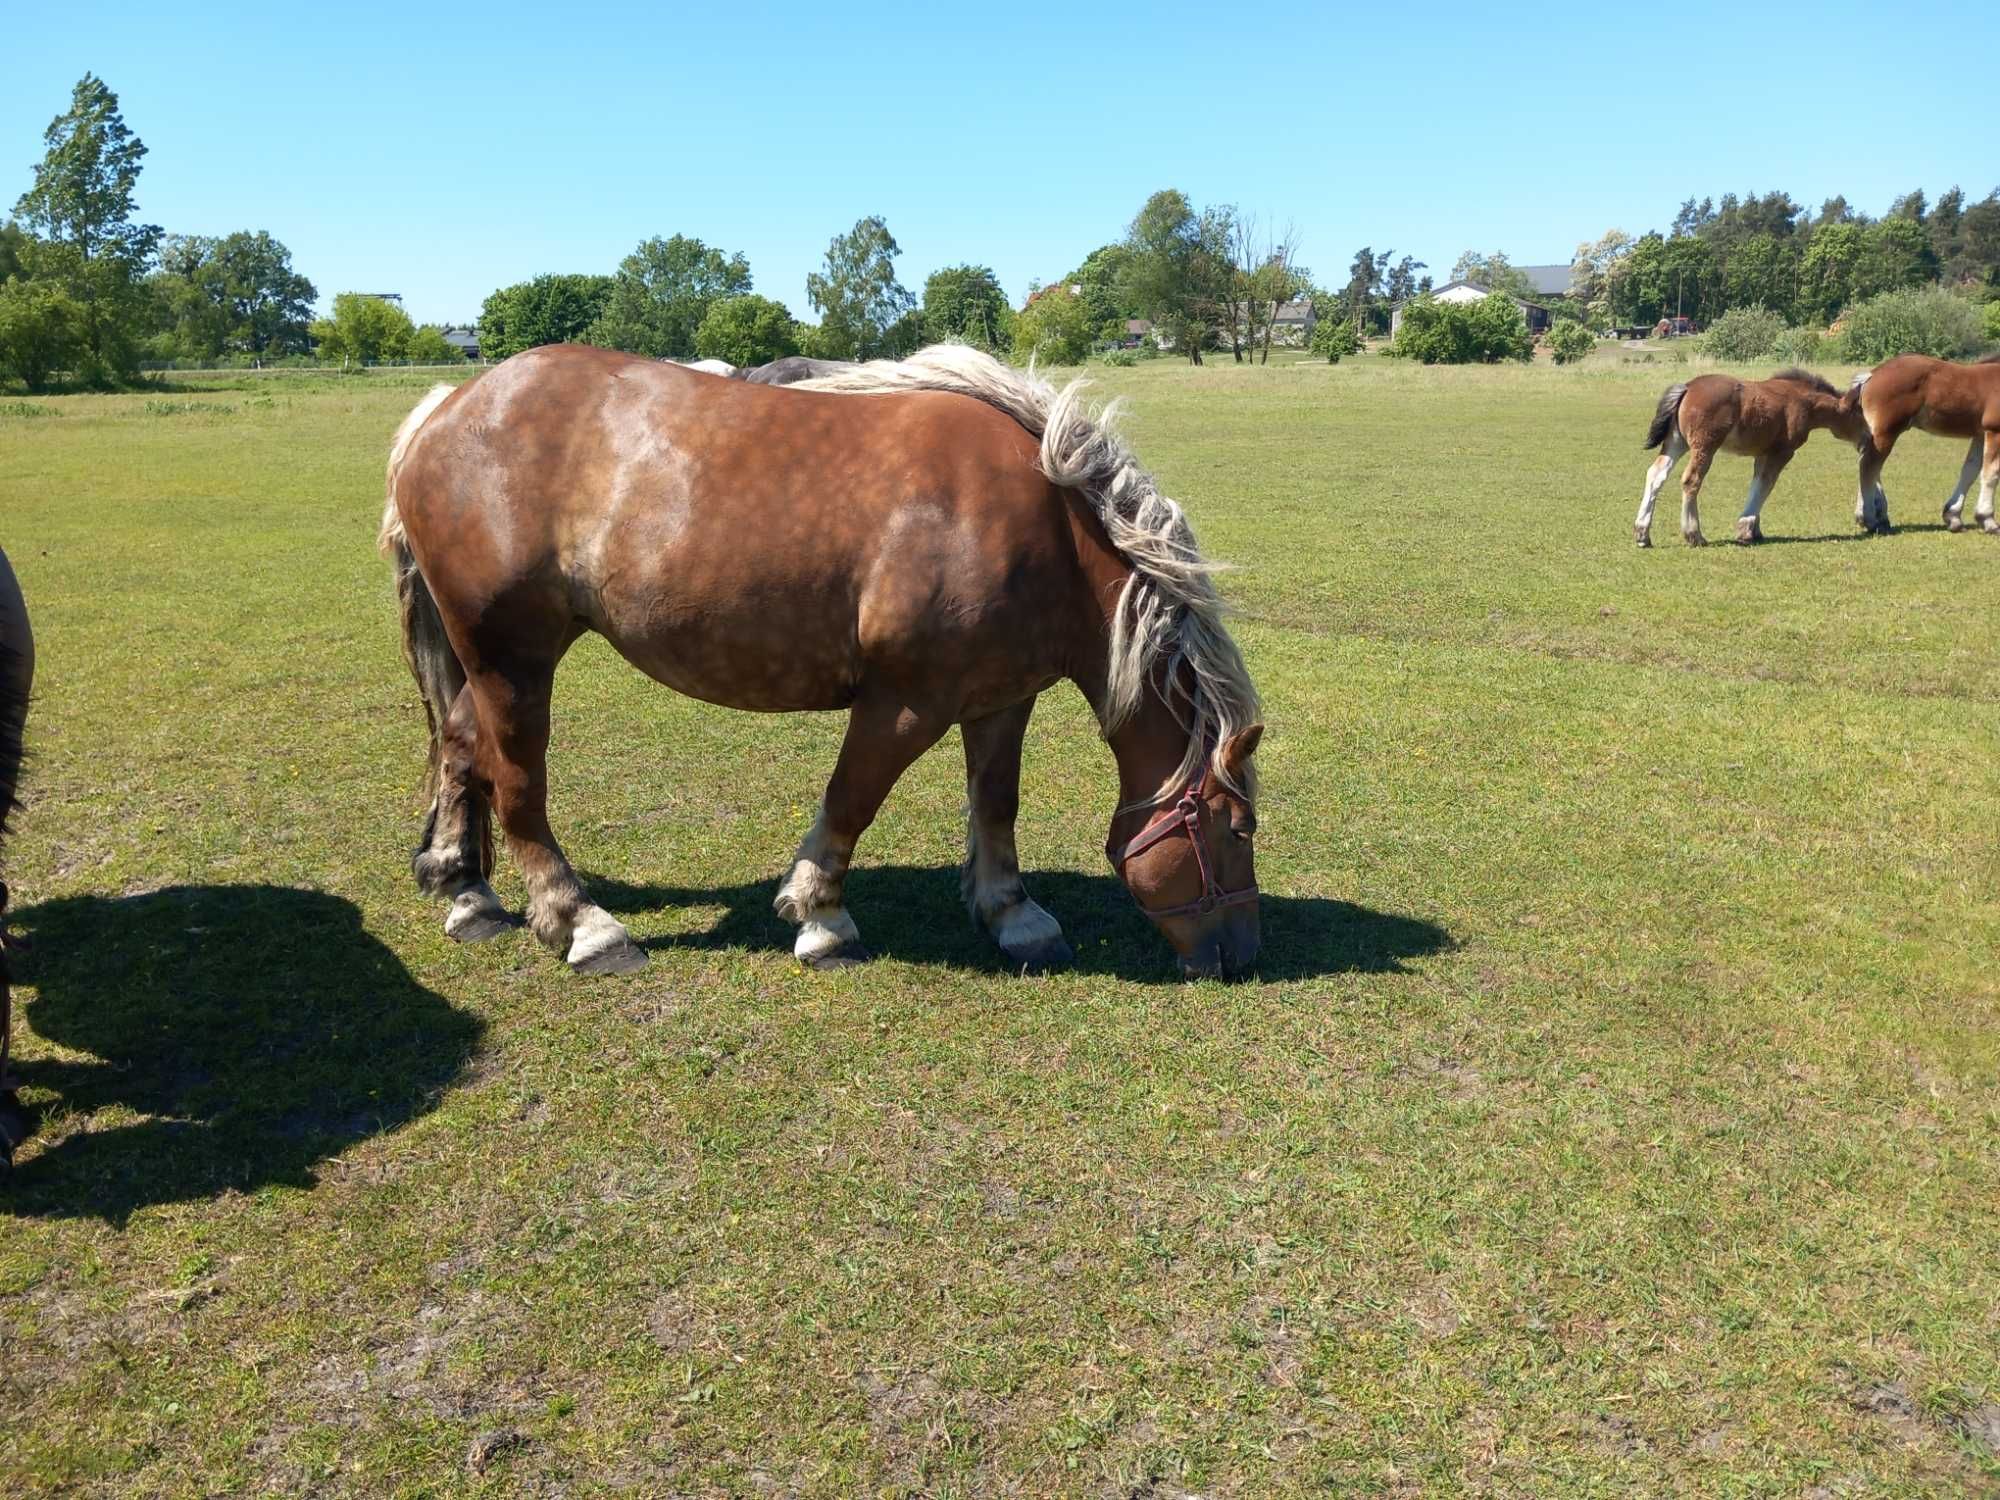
(2, 884, 482, 1224)
(1752, 521, 1952, 545)
(581, 865, 1451, 984)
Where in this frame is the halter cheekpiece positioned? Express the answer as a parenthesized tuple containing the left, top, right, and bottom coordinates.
(1105, 765, 1258, 921)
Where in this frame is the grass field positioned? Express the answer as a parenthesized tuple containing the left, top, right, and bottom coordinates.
(2, 349, 1997, 1497)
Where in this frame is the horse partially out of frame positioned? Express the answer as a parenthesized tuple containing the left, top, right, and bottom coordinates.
(0, 545, 33, 1163)
(1635, 368, 1867, 546)
(379, 344, 1265, 980)
(1849, 354, 2000, 534)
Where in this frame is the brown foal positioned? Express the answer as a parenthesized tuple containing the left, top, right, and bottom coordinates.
(381, 344, 1264, 981)
(1849, 354, 2000, 534)
(1636, 368, 1868, 546)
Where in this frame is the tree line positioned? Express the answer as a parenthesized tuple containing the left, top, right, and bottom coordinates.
(1568, 188, 2000, 330)
(0, 75, 478, 390)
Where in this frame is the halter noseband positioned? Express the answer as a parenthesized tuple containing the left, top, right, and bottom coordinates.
(1105, 767, 1258, 921)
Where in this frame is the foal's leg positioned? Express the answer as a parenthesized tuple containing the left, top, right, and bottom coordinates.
(1679, 446, 1714, 546)
(474, 663, 646, 975)
(961, 699, 1073, 974)
(1975, 429, 2000, 536)
(1634, 430, 1686, 547)
(1943, 436, 1981, 532)
(1734, 448, 1791, 544)
(417, 684, 509, 943)
(777, 695, 950, 968)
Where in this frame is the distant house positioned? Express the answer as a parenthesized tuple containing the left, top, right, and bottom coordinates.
(1269, 298, 1316, 344)
(1391, 280, 1553, 338)
(440, 325, 480, 360)
(1122, 318, 1152, 347)
(1515, 265, 1574, 300)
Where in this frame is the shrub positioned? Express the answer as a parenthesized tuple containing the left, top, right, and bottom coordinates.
(0, 279, 82, 393)
(1310, 318, 1361, 363)
(1547, 321, 1595, 366)
(694, 295, 800, 367)
(1388, 294, 1532, 364)
(1835, 286, 1983, 363)
(1983, 299, 2000, 347)
(1099, 348, 1137, 367)
(1772, 326, 1825, 364)
(1011, 289, 1094, 365)
(1699, 305, 1786, 362)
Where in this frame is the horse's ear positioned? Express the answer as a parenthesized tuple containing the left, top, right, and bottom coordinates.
(1220, 723, 1263, 784)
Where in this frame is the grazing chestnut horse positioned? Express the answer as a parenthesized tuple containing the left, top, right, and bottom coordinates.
(1636, 368, 1868, 546)
(1849, 354, 2000, 534)
(0, 545, 33, 1163)
(379, 344, 1264, 980)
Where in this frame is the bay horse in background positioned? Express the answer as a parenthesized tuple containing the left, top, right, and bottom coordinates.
(379, 344, 1265, 981)
(1636, 368, 1868, 546)
(1849, 354, 2000, 534)
(0, 545, 33, 1163)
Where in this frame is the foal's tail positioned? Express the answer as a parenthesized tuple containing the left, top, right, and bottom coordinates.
(380, 385, 465, 805)
(1644, 382, 1688, 450)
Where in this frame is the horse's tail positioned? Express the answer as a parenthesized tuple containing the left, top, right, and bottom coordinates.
(0, 548, 31, 1161)
(380, 385, 464, 807)
(1644, 382, 1688, 450)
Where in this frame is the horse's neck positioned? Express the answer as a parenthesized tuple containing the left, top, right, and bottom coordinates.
(1062, 500, 1191, 814)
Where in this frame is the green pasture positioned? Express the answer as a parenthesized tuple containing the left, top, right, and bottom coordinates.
(1, 352, 1996, 1496)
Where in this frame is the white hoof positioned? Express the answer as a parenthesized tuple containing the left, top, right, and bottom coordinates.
(990, 899, 1073, 973)
(566, 907, 646, 975)
(795, 908, 867, 969)
(444, 882, 511, 943)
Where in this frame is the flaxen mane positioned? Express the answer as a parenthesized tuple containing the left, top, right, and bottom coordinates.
(1770, 367, 1838, 396)
(798, 345, 1260, 801)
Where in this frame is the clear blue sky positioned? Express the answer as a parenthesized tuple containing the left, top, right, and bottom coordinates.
(7, 1, 1993, 327)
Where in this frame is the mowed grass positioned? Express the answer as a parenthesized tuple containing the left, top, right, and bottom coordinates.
(1, 352, 1997, 1497)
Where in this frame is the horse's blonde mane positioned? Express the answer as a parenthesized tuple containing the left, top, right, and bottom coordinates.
(798, 345, 1260, 801)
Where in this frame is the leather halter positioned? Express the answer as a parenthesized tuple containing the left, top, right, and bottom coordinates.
(1105, 768, 1258, 921)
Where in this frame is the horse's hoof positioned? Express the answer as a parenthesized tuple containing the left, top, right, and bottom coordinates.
(566, 909, 646, 975)
(806, 940, 870, 971)
(1982, 516, 2000, 536)
(570, 939, 648, 976)
(445, 887, 512, 944)
(0, 1092, 34, 1165)
(1945, 508, 1964, 533)
(1634, 531, 1652, 549)
(1010, 935, 1075, 976)
(1734, 521, 1761, 545)
(1684, 532, 1707, 547)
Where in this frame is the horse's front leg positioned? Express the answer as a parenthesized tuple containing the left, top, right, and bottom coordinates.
(961, 699, 1073, 974)
(777, 694, 950, 969)
(1735, 448, 1790, 544)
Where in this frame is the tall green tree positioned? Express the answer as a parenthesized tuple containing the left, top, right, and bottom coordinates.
(13, 74, 161, 383)
(1120, 190, 1231, 363)
(805, 216, 913, 360)
(694, 294, 800, 366)
(144, 230, 317, 360)
(921, 264, 1011, 350)
(0, 279, 82, 391)
(588, 235, 751, 358)
(1449, 250, 1535, 300)
(309, 293, 414, 364)
(478, 273, 613, 360)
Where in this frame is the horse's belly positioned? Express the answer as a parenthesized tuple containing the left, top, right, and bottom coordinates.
(602, 606, 861, 714)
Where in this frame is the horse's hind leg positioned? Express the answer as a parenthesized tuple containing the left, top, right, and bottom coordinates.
(1975, 430, 2000, 536)
(961, 699, 1073, 974)
(777, 694, 950, 969)
(1634, 431, 1686, 547)
(416, 684, 509, 943)
(1857, 432, 1896, 533)
(1735, 449, 1791, 544)
(1679, 446, 1714, 546)
(474, 660, 645, 975)
(1943, 436, 1981, 532)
